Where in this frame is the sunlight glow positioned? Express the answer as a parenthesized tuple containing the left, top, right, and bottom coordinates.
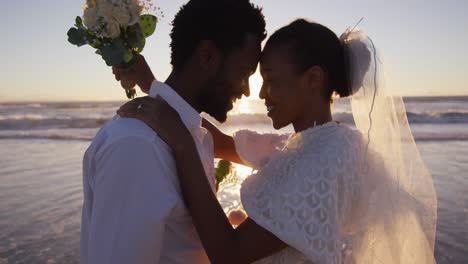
(248, 70, 263, 100)
(233, 99, 253, 114)
(228, 70, 265, 115)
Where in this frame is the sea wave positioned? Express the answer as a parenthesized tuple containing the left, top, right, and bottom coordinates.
(406, 112, 468, 124)
(1, 128, 467, 142)
(226, 111, 468, 126)
(1, 111, 468, 130)
(0, 102, 122, 110)
(0, 134, 94, 141)
(0, 129, 98, 141)
(0, 117, 110, 130)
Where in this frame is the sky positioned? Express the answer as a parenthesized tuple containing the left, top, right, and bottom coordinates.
(1, 0, 467, 102)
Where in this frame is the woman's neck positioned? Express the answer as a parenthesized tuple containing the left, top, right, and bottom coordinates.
(293, 104, 333, 133)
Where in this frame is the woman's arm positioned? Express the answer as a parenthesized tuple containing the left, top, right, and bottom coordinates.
(173, 137, 286, 264)
(117, 97, 287, 264)
(202, 119, 246, 165)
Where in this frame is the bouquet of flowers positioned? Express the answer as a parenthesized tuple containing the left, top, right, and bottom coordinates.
(215, 160, 247, 226)
(215, 159, 240, 192)
(67, 0, 162, 99)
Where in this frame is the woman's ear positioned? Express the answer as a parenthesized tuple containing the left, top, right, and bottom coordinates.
(195, 40, 222, 76)
(301, 65, 325, 96)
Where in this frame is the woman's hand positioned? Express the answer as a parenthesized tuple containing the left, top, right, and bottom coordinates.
(227, 209, 248, 226)
(117, 96, 193, 151)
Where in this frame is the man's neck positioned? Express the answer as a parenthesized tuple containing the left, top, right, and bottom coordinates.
(165, 70, 202, 114)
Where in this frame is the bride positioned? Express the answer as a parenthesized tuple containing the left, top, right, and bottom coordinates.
(118, 19, 437, 263)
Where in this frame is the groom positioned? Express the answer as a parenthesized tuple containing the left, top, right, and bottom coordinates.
(80, 0, 266, 263)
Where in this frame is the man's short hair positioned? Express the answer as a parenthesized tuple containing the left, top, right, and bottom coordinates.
(170, 0, 267, 69)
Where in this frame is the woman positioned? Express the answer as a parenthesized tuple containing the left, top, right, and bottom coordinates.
(119, 19, 437, 263)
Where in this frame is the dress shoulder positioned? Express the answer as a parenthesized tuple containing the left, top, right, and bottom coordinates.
(241, 123, 367, 264)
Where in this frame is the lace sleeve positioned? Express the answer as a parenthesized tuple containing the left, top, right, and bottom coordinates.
(240, 125, 360, 264)
(233, 129, 290, 169)
(241, 158, 348, 262)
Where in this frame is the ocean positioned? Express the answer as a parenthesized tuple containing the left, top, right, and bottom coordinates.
(0, 96, 467, 263)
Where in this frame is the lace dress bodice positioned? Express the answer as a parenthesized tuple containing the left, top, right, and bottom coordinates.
(235, 122, 371, 264)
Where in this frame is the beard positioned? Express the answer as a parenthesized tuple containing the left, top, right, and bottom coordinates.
(198, 79, 232, 123)
(196, 59, 236, 122)
(197, 70, 234, 123)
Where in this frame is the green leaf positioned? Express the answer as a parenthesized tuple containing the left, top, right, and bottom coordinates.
(88, 38, 102, 48)
(123, 49, 133, 63)
(82, 30, 100, 48)
(138, 14, 157, 38)
(75, 16, 86, 31)
(126, 24, 146, 52)
(100, 39, 128, 66)
(215, 160, 231, 183)
(67, 27, 87, 47)
(135, 38, 145, 53)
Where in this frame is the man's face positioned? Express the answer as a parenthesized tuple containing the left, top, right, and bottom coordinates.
(199, 34, 262, 122)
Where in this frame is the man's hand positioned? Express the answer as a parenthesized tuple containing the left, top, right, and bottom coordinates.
(112, 54, 156, 95)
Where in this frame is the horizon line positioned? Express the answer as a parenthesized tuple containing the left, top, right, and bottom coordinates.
(1, 95, 468, 104)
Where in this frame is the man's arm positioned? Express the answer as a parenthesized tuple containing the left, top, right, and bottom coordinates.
(86, 136, 177, 264)
(112, 54, 156, 94)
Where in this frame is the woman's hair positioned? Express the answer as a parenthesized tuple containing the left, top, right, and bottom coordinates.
(265, 19, 351, 99)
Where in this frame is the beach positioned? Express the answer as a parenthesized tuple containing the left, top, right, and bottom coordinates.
(1, 97, 467, 263)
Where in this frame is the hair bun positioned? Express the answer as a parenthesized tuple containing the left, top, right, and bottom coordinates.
(339, 31, 372, 97)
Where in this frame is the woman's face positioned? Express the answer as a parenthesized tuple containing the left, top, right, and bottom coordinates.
(259, 44, 308, 130)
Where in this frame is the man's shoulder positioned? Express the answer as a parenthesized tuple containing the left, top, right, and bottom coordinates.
(103, 115, 158, 139)
(87, 115, 170, 158)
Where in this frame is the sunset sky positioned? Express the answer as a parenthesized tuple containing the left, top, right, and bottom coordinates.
(1, 0, 467, 102)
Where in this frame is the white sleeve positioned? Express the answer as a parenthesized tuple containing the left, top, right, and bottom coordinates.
(85, 136, 178, 264)
(233, 129, 290, 169)
(240, 144, 346, 264)
(148, 80, 159, 97)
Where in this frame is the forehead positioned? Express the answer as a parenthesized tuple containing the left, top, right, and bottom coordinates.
(260, 44, 294, 72)
(227, 34, 262, 69)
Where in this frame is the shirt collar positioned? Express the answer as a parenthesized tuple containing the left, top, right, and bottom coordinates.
(149, 80, 202, 131)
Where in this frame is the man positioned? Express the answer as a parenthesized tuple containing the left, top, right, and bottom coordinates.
(80, 0, 266, 263)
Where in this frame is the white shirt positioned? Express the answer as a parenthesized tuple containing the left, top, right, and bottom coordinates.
(80, 81, 215, 264)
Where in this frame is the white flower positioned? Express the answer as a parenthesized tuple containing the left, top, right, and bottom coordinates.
(86, 0, 97, 7)
(103, 19, 121, 38)
(113, 6, 131, 27)
(96, 1, 114, 22)
(111, 0, 125, 5)
(94, 0, 108, 5)
(83, 6, 100, 31)
(128, 3, 142, 25)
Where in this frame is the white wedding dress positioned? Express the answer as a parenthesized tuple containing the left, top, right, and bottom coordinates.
(234, 121, 436, 264)
(230, 27, 437, 264)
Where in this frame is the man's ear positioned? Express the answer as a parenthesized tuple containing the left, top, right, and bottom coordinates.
(195, 40, 222, 76)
